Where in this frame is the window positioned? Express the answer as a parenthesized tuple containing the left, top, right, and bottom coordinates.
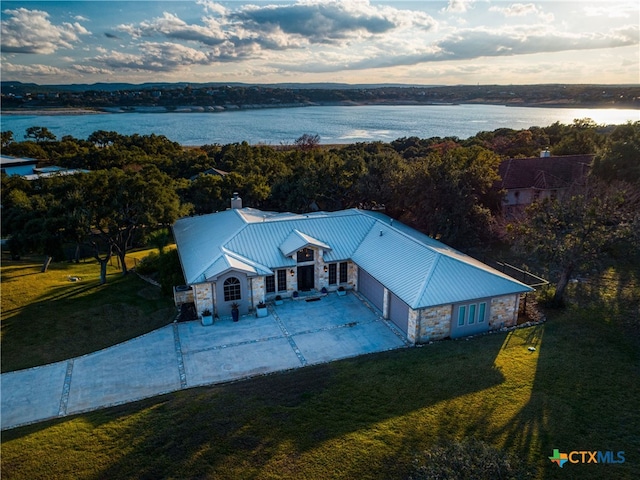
(223, 277, 241, 301)
(468, 304, 476, 325)
(478, 303, 486, 323)
(297, 248, 314, 263)
(266, 275, 275, 293)
(458, 306, 466, 326)
(328, 263, 337, 285)
(277, 269, 287, 292)
(339, 262, 348, 283)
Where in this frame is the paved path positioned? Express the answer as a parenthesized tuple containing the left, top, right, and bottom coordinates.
(1, 293, 407, 430)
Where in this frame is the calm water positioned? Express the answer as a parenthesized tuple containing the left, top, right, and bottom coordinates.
(2, 104, 638, 145)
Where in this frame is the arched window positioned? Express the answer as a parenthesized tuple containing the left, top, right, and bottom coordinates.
(223, 277, 241, 301)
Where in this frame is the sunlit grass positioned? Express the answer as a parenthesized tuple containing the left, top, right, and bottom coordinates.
(1, 251, 175, 372)
(2, 263, 639, 479)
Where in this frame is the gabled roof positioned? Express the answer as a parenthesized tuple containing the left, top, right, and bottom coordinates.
(279, 229, 332, 257)
(173, 208, 532, 308)
(499, 154, 592, 190)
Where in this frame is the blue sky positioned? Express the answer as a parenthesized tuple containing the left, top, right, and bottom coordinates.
(1, 1, 638, 85)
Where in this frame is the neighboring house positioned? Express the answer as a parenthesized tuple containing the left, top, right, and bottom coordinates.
(1, 155, 88, 179)
(189, 167, 229, 181)
(22, 166, 89, 180)
(0, 155, 39, 176)
(498, 151, 592, 217)
(172, 196, 532, 343)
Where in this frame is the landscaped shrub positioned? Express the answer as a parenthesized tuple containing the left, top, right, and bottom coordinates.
(157, 249, 185, 297)
(135, 251, 160, 275)
(408, 438, 534, 480)
(135, 250, 184, 296)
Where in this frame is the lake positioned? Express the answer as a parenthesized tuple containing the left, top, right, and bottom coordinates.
(2, 104, 638, 145)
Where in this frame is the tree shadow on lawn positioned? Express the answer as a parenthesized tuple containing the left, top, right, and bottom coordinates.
(489, 309, 640, 480)
(1, 273, 174, 373)
(3, 335, 509, 479)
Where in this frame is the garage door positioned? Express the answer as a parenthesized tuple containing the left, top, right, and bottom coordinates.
(358, 267, 384, 312)
(389, 292, 409, 334)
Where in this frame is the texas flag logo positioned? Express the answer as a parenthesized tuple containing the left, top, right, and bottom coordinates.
(549, 449, 569, 468)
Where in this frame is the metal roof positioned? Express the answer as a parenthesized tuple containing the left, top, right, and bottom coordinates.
(173, 208, 532, 307)
(279, 230, 332, 258)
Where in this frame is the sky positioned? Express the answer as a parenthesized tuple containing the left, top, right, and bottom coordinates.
(1, 0, 639, 85)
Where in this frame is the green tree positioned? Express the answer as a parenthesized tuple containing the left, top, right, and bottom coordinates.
(591, 121, 640, 184)
(551, 118, 604, 155)
(509, 180, 638, 306)
(394, 146, 502, 248)
(24, 126, 56, 143)
(79, 167, 185, 282)
(1, 130, 14, 149)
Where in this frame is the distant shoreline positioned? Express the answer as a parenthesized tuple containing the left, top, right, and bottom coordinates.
(1, 101, 638, 117)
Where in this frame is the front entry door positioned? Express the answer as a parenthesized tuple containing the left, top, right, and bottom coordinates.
(297, 265, 314, 291)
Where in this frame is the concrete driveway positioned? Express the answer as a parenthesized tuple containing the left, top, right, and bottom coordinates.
(1, 292, 407, 430)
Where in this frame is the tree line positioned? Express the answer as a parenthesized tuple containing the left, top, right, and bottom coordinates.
(2, 120, 638, 304)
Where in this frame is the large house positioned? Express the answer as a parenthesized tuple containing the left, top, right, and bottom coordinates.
(498, 151, 592, 217)
(173, 197, 533, 344)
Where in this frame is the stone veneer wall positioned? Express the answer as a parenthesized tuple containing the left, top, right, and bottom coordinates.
(250, 276, 266, 308)
(415, 304, 453, 343)
(489, 294, 520, 329)
(193, 283, 214, 316)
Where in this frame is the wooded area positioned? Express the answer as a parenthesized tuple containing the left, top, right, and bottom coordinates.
(2, 119, 639, 304)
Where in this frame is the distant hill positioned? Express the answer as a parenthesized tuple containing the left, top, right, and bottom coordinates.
(2, 82, 638, 110)
(1, 81, 435, 94)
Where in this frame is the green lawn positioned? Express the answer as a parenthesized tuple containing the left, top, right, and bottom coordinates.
(1, 262, 638, 479)
(1, 252, 175, 372)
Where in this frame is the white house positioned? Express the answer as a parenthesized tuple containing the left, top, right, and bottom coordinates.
(172, 199, 533, 344)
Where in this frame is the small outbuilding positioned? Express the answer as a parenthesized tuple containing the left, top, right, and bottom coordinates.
(173, 201, 532, 344)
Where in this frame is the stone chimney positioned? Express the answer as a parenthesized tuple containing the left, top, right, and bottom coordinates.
(231, 192, 242, 209)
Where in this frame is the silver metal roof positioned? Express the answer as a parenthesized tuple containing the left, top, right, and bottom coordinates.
(173, 208, 532, 306)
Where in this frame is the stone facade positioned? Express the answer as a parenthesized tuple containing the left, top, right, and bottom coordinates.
(259, 247, 357, 302)
(250, 276, 266, 307)
(415, 304, 453, 343)
(193, 283, 214, 317)
(489, 294, 520, 329)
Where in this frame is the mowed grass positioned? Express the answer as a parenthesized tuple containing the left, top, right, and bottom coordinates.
(1, 252, 175, 373)
(1, 263, 639, 479)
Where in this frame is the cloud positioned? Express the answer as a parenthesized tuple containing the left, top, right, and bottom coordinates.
(442, 0, 475, 14)
(584, 5, 633, 19)
(197, 0, 228, 16)
(91, 41, 227, 72)
(115, 0, 436, 59)
(1, 7, 90, 54)
(435, 25, 640, 60)
(118, 11, 227, 46)
(72, 64, 113, 75)
(274, 24, 640, 73)
(489, 3, 554, 22)
(1, 61, 67, 76)
(230, 1, 397, 43)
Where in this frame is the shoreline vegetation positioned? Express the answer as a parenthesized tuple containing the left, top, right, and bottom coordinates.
(2, 99, 639, 117)
(3, 83, 638, 115)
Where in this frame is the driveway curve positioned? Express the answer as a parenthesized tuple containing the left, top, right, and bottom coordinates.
(1, 292, 407, 430)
